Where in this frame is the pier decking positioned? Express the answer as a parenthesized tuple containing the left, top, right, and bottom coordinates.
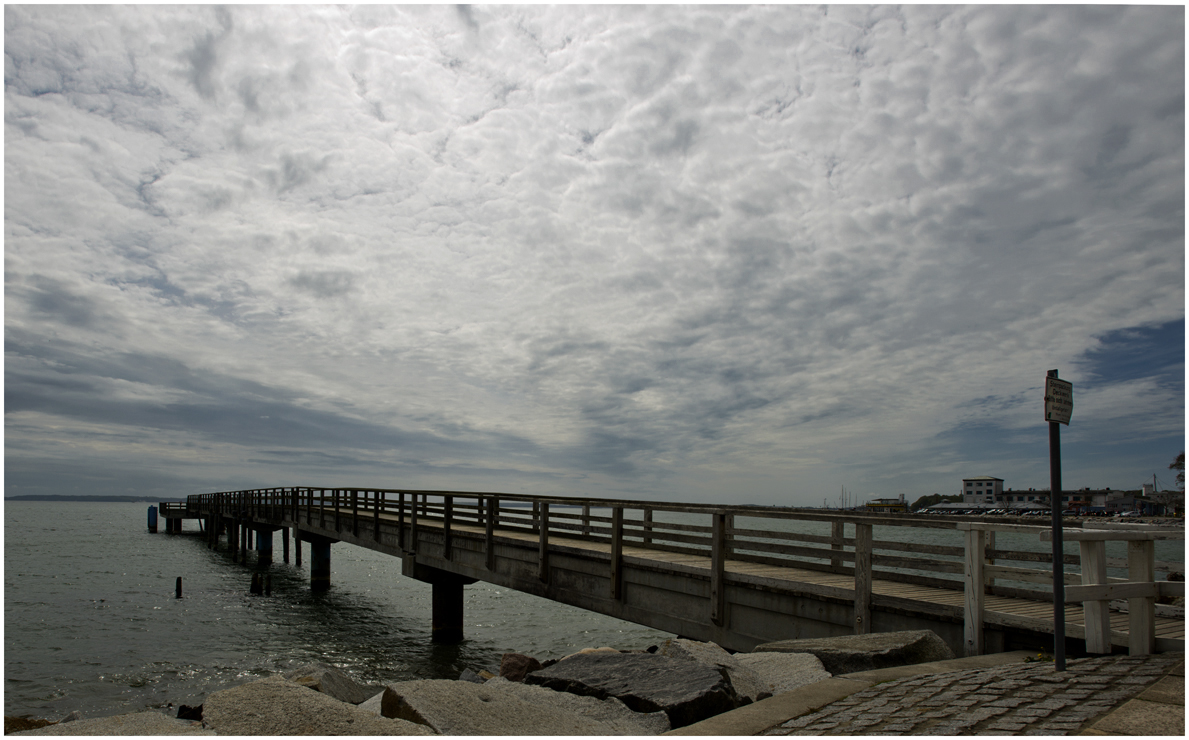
(160, 489, 1184, 657)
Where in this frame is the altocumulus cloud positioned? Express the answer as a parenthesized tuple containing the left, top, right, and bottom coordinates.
(4, 5, 1183, 502)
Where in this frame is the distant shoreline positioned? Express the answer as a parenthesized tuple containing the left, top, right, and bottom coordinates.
(5, 495, 185, 503)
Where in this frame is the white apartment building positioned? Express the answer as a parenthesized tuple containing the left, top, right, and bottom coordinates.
(962, 476, 1004, 504)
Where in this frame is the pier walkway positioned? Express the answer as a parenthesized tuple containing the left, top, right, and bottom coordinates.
(160, 488, 1183, 659)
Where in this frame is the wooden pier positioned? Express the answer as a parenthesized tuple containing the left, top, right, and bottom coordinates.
(158, 489, 1184, 656)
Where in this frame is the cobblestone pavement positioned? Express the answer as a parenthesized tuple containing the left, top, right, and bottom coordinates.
(762, 653, 1183, 736)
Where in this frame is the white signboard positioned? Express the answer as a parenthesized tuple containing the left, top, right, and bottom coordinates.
(1044, 376, 1073, 425)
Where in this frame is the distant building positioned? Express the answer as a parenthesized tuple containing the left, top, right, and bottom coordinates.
(962, 476, 1004, 504)
(866, 494, 908, 514)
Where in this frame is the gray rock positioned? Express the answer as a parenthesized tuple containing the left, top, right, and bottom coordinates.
(657, 638, 771, 703)
(357, 690, 386, 716)
(59, 712, 82, 724)
(458, 667, 487, 683)
(381, 678, 632, 735)
(524, 651, 745, 728)
(499, 652, 543, 682)
(10, 711, 212, 735)
(203, 675, 431, 735)
(284, 661, 376, 705)
(752, 629, 955, 674)
(733, 652, 833, 695)
(485, 676, 670, 734)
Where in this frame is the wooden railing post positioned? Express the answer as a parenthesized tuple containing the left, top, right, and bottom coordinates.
(831, 520, 845, 570)
(643, 508, 654, 546)
(334, 489, 341, 532)
(582, 505, 591, 537)
(985, 530, 997, 593)
(398, 492, 406, 549)
(1128, 539, 1156, 656)
(964, 527, 985, 656)
(610, 506, 624, 600)
(486, 496, 498, 570)
(1080, 539, 1111, 654)
(532, 501, 540, 535)
(854, 522, 872, 635)
(351, 489, 358, 537)
(373, 491, 381, 542)
(443, 495, 454, 561)
(538, 502, 550, 582)
(410, 493, 419, 553)
(711, 511, 727, 626)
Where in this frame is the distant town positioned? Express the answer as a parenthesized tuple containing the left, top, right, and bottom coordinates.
(860, 475, 1183, 518)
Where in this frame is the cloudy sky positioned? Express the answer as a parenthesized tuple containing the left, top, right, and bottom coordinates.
(5, 5, 1184, 505)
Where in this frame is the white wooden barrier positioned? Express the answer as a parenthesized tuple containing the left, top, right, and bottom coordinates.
(960, 522, 1184, 657)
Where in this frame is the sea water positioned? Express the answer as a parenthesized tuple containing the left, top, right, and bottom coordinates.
(3, 501, 671, 719)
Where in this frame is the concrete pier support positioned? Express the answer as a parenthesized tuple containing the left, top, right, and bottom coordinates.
(431, 579, 465, 644)
(302, 534, 336, 592)
(403, 559, 478, 644)
(257, 528, 274, 565)
(282, 527, 290, 564)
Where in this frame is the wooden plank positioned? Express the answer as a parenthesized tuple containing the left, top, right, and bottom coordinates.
(854, 523, 872, 635)
(610, 507, 623, 600)
(486, 496, 497, 571)
(831, 521, 845, 569)
(1066, 582, 1158, 602)
(1129, 540, 1156, 656)
(1041, 530, 1184, 541)
(538, 502, 549, 582)
(986, 564, 1079, 586)
(1079, 540, 1111, 654)
(711, 512, 726, 626)
(957, 522, 1050, 534)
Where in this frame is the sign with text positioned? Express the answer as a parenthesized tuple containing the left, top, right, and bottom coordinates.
(1044, 376, 1073, 425)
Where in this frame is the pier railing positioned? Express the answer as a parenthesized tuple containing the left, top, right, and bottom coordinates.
(182, 487, 1183, 656)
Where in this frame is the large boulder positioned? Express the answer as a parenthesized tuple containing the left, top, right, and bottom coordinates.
(202, 676, 431, 735)
(484, 677, 670, 734)
(380, 678, 653, 735)
(499, 652, 543, 682)
(732, 652, 832, 695)
(284, 662, 376, 705)
(8, 712, 212, 736)
(752, 629, 955, 675)
(657, 638, 771, 703)
(524, 651, 745, 729)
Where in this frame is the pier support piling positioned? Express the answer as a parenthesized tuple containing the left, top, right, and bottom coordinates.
(282, 527, 290, 564)
(303, 534, 336, 592)
(257, 528, 274, 565)
(402, 559, 478, 644)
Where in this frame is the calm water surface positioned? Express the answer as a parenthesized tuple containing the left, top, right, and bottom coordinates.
(4, 502, 670, 718)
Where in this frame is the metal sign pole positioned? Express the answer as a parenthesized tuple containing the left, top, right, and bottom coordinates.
(1045, 368, 1070, 672)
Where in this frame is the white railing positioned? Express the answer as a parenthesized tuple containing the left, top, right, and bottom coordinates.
(960, 521, 1184, 657)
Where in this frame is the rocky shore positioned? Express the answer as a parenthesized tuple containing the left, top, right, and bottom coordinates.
(6, 631, 957, 736)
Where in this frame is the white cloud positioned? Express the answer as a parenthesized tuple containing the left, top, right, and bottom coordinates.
(5, 5, 1183, 501)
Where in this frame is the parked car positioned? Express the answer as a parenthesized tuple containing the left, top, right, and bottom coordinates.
(1117, 510, 1142, 518)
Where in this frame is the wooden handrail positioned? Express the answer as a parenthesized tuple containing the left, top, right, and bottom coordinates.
(176, 486, 1183, 651)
